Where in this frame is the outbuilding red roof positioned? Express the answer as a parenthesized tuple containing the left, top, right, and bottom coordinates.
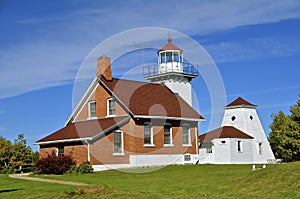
(199, 126, 253, 142)
(36, 116, 130, 144)
(100, 76, 204, 120)
(225, 97, 256, 108)
(157, 37, 182, 52)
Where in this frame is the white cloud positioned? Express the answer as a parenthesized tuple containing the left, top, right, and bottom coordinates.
(204, 36, 300, 63)
(0, 40, 89, 99)
(0, 0, 299, 99)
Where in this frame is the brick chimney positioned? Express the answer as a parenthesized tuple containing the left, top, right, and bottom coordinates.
(97, 55, 112, 80)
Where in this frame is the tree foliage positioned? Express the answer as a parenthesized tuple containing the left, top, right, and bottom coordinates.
(269, 95, 300, 162)
(0, 134, 39, 173)
(0, 137, 12, 168)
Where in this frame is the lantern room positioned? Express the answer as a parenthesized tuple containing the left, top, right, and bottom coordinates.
(157, 37, 183, 74)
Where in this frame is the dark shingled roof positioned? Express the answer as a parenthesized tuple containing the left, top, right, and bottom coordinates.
(157, 37, 182, 52)
(36, 116, 130, 144)
(225, 97, 256, 108)
(100, 76, 204, 120)
(199, 126, 253, 142)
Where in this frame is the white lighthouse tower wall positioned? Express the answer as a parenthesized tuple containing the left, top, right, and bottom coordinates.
(162, 77, 192, 106)
(222, 106, 275, 163)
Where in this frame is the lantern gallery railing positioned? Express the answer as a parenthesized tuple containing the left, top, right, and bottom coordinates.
(143, 62, 198, 78)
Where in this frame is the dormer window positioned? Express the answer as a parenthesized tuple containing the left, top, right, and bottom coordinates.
(107, 98, 116, 116)
(88, 101, 96, 118)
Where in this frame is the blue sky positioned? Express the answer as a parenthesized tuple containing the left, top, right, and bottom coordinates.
(0, 0, 300, 150)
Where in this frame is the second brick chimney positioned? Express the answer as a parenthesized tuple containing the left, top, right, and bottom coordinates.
(97, 55, 112, 80)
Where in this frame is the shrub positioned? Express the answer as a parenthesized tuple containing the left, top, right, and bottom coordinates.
(69, 161, 94, 174)
(34, 151, 76, 175)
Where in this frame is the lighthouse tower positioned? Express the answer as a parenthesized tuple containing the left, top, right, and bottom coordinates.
(222, 97, 275, 163)
(143, 37, 198, 106)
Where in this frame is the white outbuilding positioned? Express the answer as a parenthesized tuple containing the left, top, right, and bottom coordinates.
(199, 97, 275, 164)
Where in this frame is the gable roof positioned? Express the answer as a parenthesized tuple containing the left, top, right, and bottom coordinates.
(36, 116, 130, 145)
(99, 76, 204, 121)
(225, 97, 256, 108)
(158, 37, 182, 52)
(199, 126, 253, 142)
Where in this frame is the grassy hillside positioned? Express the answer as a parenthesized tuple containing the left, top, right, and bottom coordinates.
(0, 162, 299, 198)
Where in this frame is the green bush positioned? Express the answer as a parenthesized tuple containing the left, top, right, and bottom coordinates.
(69, 161, 94, 174)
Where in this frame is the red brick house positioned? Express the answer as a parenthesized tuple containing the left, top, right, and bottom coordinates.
(35, 38, 204, 171)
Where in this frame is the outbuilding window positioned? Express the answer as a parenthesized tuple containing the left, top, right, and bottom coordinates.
(259, 142, 263, 155)
(237, 140, 242, 152)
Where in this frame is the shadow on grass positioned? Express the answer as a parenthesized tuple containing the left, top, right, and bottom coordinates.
(0, 188, 22, 193)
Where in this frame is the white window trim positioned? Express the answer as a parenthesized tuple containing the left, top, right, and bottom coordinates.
(144, 122, 155, 147)
(88, 101, 97, 119)
(237, 140, 242, 153)
(107, 98, 116, 117)
(164, 123, 174, 147)
(113, 130, 125, 156)
(182, 124, 192, 147)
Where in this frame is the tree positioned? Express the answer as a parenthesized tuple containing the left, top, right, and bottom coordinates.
(14, 133, 26, 146)
(0, 134, 39, 173)
(0, 137, 12, 168)
(10, 134, 34, 166)
(269, 95, 300, 162)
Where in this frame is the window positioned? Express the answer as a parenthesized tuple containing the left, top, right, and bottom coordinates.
(206, 147, 212, 153)
(237, 140, 242, 152)
(144, 123, 153, 145)
(166, 52, 172, 62)
(160, 52, 166, 63)
(184, 154, 191, 162)
(200, 142, 213, 153)
(88, 101, 96, 118)
(113, 130, 124, 155)
(231, 115, 236, 121)
(221, 140, 226, 144)
(259, 142, 263, 155)
(174, 52, 179, 62)
(107, 98, 116, 116)
(183, 124, 190, 145)
(164, 124, 172, 145)
(57, 144, 64, 156)
(250, 115, 253, 120)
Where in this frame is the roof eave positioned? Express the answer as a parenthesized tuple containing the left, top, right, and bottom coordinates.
(65, 77, 99, 125)
(34, 137, 92, 145)
(225, 105, 257, 109)
(35, 116, 131, 145)
(134, 115, 205, 122)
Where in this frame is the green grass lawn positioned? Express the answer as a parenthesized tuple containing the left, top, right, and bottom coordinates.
(0, 162, 299, 198)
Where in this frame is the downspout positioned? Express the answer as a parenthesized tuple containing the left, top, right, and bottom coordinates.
(195, 125, 199, 164)
(84, 140, 90, 162)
